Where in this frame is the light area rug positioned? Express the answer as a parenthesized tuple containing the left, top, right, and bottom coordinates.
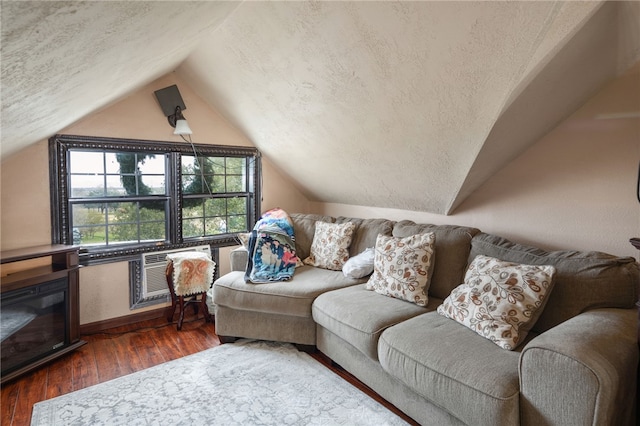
(31, 339, 409, 425)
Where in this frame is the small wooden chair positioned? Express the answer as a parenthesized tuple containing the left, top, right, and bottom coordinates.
(165, 253, 216, 330)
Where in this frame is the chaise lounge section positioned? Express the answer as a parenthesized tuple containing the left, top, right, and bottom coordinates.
(213, 213, 639, 425)
(214, 214, 396, 346)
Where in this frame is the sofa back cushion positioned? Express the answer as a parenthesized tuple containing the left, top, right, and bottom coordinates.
(392, 221, 480, 300)
(335, 217, 395, 257)
(289, 213, 335, 261)
(469, 233, 639, 333)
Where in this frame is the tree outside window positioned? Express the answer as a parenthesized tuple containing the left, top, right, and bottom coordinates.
(50, 135, 261, 265)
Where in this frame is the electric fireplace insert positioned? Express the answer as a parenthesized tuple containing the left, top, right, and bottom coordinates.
(1, 278, 68, 376)
(1, 245, 85, 384)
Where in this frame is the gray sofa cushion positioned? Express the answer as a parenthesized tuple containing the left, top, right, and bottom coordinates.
(214, 266, 364, 318)
(392, 221, 480, 300)
(289, 213, 334, 260)
(470, 233, 639, 333)
(312, 284, 433, 360)
(334, 217, 395, 257)
(379, 312, 521, 426)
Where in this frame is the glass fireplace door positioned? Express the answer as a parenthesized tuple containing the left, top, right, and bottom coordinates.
(1, 277, 68, 376)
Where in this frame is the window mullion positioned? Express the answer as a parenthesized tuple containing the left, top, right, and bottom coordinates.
(169, 152, 181, 244)
(69, 195, 169, 204)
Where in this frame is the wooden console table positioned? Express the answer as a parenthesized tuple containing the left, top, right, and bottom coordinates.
(1, 245, 86, 384)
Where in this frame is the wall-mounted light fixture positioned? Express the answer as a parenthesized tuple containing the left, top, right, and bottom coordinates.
(154, 85, 193, 135)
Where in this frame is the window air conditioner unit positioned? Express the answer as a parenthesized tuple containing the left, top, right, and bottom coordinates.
(141, 245, 212, 299)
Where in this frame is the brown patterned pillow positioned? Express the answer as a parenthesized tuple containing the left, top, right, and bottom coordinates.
(365, 232, 436, 306)
(437, 255, 556, 350)
(303, 221, 356, 270)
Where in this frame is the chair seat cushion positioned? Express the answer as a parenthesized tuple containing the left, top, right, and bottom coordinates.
(378, 312, 521, 425)
(214, 266, 364, 318)
(313, 285, 433, 360)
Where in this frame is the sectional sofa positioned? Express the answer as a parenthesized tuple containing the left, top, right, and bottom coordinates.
(212, 213, 639, 425)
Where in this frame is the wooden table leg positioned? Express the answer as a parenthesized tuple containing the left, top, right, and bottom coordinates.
(201, 292, 212, 323)
(165, 261, 177, 323)
(177, 296, 186, 331)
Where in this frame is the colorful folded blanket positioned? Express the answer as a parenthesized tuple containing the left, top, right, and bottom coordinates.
(245, 208, 299, 283)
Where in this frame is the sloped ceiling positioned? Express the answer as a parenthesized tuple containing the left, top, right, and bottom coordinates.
(0, 1, 240, 157)
(2, 1, 639, 215)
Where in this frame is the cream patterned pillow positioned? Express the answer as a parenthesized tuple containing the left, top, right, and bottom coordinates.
(303, 221, 356, 270)
(437, 255, 556, 350)
(365, 232, 436, 306)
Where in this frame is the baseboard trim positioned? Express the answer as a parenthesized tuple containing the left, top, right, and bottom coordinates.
(80, 307, 167, 335)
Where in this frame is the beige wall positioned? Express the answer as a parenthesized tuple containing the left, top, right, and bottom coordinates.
(0, 73, 310, 324)
(316, 66, 640, 260)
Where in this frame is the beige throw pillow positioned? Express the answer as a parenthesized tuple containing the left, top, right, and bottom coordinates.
(437, 255, 556, 350)
(365, 232, 436, 306)
(304, 221, 356, 270)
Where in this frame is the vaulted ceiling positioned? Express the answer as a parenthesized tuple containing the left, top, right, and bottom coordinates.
(2, 1, 639, 214)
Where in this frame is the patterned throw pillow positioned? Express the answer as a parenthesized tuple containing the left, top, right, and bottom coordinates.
(304, 221, 356, 270)
(365, 233, 436, 306)
(437, 255, 556, 350)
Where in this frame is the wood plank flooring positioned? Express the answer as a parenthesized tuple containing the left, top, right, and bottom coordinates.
(1, 312, 417, 426)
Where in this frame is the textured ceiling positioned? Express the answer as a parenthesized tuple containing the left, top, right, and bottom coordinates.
(0, 1, 240, 157)
(2, 1, 639, 214)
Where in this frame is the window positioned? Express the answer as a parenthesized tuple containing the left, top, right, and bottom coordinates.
(50, 135, 261, 264)
(181, 155, 249, 238)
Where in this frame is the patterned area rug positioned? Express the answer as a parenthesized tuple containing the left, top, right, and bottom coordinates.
(31, 340, 409, 425)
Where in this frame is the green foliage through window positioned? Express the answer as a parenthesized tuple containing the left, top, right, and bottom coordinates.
(50, 135, 261, 263)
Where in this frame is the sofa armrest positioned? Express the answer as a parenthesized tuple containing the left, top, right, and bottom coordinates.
(230, 247, 248, 272)
(519, 308, 638, 426)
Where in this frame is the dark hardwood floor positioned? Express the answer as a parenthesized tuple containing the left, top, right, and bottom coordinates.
(1, 312, 417, 426)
